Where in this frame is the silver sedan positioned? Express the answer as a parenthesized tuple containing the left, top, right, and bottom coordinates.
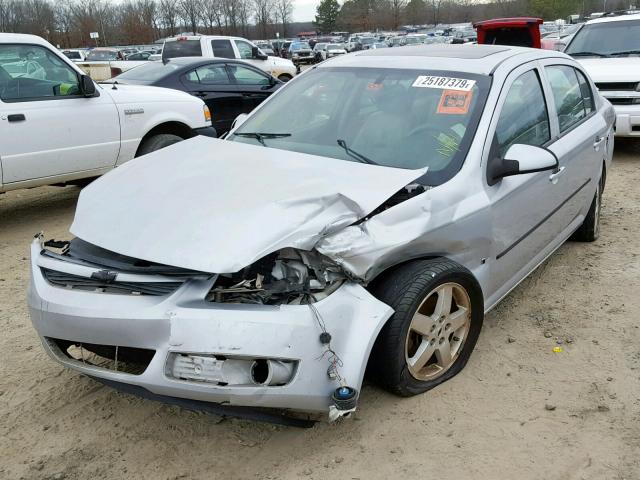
(28, 45, 615, 423)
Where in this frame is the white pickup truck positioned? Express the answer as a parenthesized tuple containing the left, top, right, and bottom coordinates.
(162, 35, 297, 82)
(0, 33, 215, 194)
(564, 13, 640, 137)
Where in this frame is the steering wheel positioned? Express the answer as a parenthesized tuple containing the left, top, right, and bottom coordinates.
(406, 124, 444, 140)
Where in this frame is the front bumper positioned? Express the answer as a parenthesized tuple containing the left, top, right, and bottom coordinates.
(27, 240, 393, 416)
(193, 126, 217, 138)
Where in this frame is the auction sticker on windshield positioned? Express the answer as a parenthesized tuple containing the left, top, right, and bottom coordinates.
(412, 75, 476, 91)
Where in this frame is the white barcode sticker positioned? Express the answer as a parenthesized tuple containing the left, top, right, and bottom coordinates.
(412, 75, 476, 91)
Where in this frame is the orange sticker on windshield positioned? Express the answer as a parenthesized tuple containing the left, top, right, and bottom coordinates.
(437, 89, 473, 115)
(367, 83, 383, 90)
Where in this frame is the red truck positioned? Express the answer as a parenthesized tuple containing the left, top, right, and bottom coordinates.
(474, 17, 543, 48)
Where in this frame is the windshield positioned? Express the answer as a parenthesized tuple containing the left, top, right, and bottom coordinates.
(162, 40, 202, 59)
(63, 51, 81, 59)
(229, 67, 490, 185)
(112, 61, 181, 81)
(566, 20, 640, 56)
(291, 42, 311, 51)
(360, 37, 376, 44)
(86, 50, 118, 61)
(405, 37, 421, 44)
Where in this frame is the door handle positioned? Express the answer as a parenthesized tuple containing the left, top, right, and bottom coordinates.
(193, 92, 207, 98)
(7, 113, 25, 122)
(593, 136, 605, 150)
(549, 166, 566, 184)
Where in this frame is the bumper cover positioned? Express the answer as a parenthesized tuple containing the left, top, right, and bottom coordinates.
(611, 105, 640, 137)
(28, 240, 393, 416)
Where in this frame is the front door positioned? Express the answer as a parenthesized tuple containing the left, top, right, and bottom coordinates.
(485, 65, 564, 300)
(226, 63, 276, 111)
(0, 43, 119, 184)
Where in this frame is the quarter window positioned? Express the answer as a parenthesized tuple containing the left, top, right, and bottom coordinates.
(211, 40, 235, 59)
(495, 69, 551, 157)
(576, 69, 594, 115)
(546, 65, 588, 133)
(0, 44, 81, 101)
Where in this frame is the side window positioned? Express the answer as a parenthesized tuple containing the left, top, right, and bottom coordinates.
(575, 69, 594, 115)
(495, 69, 551, 157)
(0, 44, 80, 101)
(211, 40, 235, 59)
(195, 64, 231, 85)
(546, 65, 587, 133)
(234, 40, 254, 60)
(228, 64, 270, 85)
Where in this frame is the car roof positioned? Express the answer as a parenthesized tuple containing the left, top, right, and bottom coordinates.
(586, 12, 640, 24)
(0, 33, 52, 46)
(320, 44, 567, 75)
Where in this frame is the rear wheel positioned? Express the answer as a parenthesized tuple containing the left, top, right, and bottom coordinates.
(137, 133, 183, 157)
(369, 258, 484, 397)
(571, 173, 603, 242)
(278, 74, 292, 82)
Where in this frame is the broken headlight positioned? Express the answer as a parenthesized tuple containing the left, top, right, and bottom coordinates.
(206, 248, 346, 305)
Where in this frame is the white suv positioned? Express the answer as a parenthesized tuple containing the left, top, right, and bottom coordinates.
(162, 35, 297, 82)
(565, 13, 640, 137)
(0, 34, 214, 194)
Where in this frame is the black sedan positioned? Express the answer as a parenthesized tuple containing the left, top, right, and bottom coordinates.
(106, 58, 282, 135)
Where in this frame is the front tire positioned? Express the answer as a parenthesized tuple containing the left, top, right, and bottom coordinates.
(136, 133, 183, 157)
(277, 74, 292, 82)
(369, 258, 484, 397)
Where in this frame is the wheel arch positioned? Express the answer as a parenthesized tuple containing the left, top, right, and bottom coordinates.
(134, 121, 194, 157)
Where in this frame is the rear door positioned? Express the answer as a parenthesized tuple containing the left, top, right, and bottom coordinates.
(539, 61, 608, 230)
(180, 63, 241, 135)
(210, 39, 235, 59)
(226, 63, 277, 111)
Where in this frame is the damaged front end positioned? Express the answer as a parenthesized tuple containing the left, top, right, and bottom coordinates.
(206, 248, 349, 305)
(28, 235, 394, 423)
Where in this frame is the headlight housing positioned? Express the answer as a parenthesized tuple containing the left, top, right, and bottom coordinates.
(203, 105, 211, 123)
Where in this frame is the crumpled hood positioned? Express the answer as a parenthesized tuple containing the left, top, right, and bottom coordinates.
(70, 136, 425, 273)
(576, 57, 640, 83)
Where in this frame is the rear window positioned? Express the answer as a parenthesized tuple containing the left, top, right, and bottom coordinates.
(162, 40, 202, 60)
(86, 50, 118, 61)
(113, 61, 182, 81)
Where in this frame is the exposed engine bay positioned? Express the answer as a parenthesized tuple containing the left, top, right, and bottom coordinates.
(206, 248, 347, 305)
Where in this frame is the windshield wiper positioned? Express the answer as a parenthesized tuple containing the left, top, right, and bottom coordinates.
(234, 132, 291, 146)
(569, 52, 609, 57)
(336, 139, 379, 165)
(609, 50, 640, 56)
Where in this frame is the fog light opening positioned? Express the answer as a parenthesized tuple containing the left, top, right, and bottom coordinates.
(251, 359, 295, 386)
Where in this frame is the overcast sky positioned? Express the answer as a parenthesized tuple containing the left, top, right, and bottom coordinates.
(293, 0, 317, 23)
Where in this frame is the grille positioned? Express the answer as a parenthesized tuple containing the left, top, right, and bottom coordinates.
(47, 338, 155, 375)
(595, 82, 639, 91)
(41, 268, 184, 296)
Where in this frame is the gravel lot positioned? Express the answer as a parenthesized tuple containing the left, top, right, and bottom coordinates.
(1, 140, 639, 480)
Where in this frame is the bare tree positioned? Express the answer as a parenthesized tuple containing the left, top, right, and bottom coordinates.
(159, 0, 179, 36)
(179, 0, 202, 34)
(274, 0, 292, 37)
(253, 0, 273, 38)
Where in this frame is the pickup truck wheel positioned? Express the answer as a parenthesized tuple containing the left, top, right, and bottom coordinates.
(277, 74, 292, 82)
(369, 258, 484, 397)
(137, 134, 183, 157)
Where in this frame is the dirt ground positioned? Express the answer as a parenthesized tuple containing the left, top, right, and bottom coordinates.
(1, 140, 639, 480)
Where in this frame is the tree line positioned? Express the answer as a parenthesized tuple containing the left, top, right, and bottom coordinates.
(315, 0, 635, 33)
(0, 0, 634, 48)
(0, 0, 294, 47)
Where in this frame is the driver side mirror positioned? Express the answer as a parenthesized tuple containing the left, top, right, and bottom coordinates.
(231, 113, 249, 131)
(488, 144, 558, 185)
(251, 46, 268, 60)
(80, 74, 96, 97)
